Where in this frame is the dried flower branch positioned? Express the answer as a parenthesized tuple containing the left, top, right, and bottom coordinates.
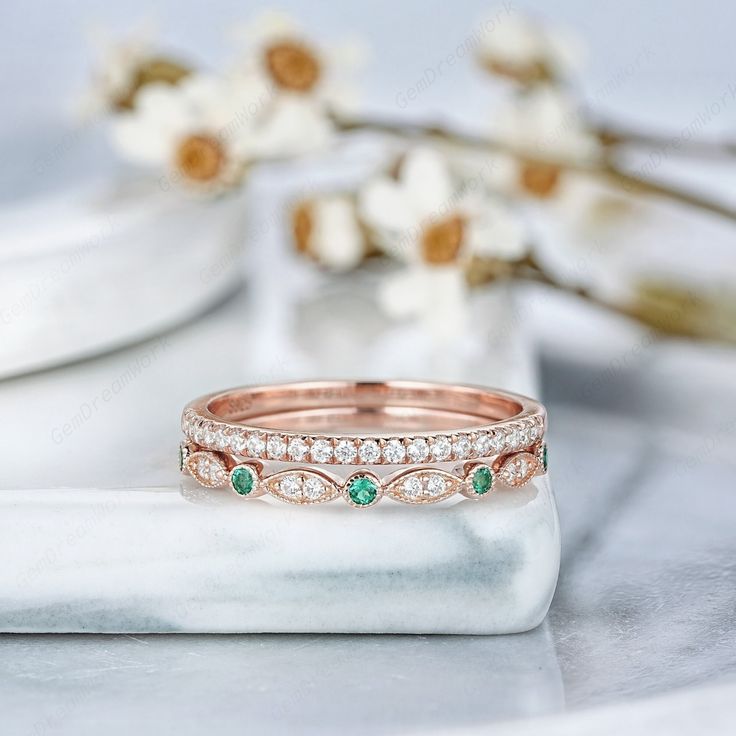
(87, 11, 736, 345)
(470, 254, 736, 345)
(594, 122, 736, 160)
(331, 114, 736, 223)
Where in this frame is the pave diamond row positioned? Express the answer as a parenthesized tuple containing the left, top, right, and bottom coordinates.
(181, 410, 545, 465)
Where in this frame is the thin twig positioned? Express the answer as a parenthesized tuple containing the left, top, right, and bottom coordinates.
(334, 115, 495, 151)
(514, 255, 618, 313)
(600, 163, 736, 222)
(504, 255, 735, 344)
(467, 254, 642, 326)
(333, 115, 736, 223)
(594, 123, 736, 160)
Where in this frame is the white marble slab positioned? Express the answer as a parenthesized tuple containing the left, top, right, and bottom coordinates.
(0, 478, 558, 634)
(0, 209, 558, 633)
(0, 628, 566, 734)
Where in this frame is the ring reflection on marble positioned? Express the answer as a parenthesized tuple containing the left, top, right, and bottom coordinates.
(180, 380, 548, 507)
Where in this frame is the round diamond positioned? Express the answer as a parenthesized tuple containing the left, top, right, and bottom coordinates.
(288, 437, 309, 461)
(518, 423, 531, 447)
(335, 439, 357, 464)
(214, 428, 229, 450)
(267, 435, 287, 459)
(430, 437, 451, 461)
(490, 431, 505, 453)
(358, 440, 381, 464)
(229, 431, 246, 454)
(453, 436, 471, 459)
(506, 426, 521, 451)
(347, 476, 378, 506)
(383, 439, 406, 464)
(403, 475, 423, 498)
(246, 433, 266, 457)
(230, 466, 255, 496)
(303, 476, 325, 500)
(474, 433, 491, 457)
(517, 426, 527, 449)
(426, 474, 446, 496)
(203, 424, 216, 446)
(280, 475, 301, 497)
(311, 439, 333, 463)
(407, 438, 429, 463)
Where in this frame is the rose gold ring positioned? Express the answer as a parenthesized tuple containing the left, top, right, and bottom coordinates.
(179, 380, 548, 508)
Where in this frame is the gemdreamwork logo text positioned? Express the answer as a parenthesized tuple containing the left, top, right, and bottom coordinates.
(50, 336, 171, 445)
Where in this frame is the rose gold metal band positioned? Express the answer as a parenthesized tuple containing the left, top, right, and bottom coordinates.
(179, 380, 548, 507)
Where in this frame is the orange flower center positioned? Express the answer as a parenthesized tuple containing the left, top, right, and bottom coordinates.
(175, 134, 226, 183)
(292, 202, 314, 253)
(519, 161, 561, 198)
(420, 216, 465, 264)
(265, 41, 321, 92)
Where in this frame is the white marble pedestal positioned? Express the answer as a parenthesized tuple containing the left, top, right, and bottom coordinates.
(0, 176, 560, 634)
(0, 476, 559, 634)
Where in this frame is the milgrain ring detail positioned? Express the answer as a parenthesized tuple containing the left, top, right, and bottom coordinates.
(180, 381, 549, 508)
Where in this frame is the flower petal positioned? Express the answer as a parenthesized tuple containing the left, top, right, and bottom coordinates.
(312, 196, 365, 271)
(359, 178, 416, 236)
(252, 96, 331, 156)
(493, 85, 599, 162)
(110, 114, 171, 165)
(466, 200, 528, 261)
(234, 9, 302, 46)
(478, 13, 544, 67)
(418, 265, 468, 338)
(401, 147, 454, 218)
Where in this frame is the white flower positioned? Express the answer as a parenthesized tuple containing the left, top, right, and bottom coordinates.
(359, 146, 526, 263)
(111, 73, 264, 191)
(231, 10, 363, 156)
(292, 195, 366, 271)
(79, 23, 190, 119)
(477, 10, 582, 84)
(358, 147, 527, 336)
(492, 85, 601, 197)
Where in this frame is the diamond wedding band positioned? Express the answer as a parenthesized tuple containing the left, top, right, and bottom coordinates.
(180, 380, 548, 508)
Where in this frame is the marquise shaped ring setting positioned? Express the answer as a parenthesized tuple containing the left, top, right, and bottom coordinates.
(180, 380, 549, 508)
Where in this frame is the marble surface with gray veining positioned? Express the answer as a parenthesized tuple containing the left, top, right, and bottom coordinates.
(0, 479, 560, 635)
(0, 252, 558, 635)
(3, 0, 736, 727)
(1, 278, 735, 733)
(1, 172, 736, 730)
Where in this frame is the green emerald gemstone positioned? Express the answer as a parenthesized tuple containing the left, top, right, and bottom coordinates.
(471, 466, 493, 495)
(348, 476, 378, 506)
(231, 466, 254, 495)
(542, 444, 548, 472)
